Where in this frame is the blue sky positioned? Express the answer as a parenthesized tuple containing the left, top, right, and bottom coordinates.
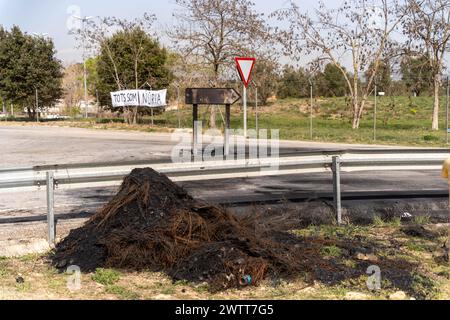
(0, 0, 314, 64)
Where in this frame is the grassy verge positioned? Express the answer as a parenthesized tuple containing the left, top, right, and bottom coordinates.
(2, 96, 449, 147)
(0, 220, 448, 300)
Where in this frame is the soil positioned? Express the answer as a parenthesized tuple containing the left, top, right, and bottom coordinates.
(50, 168, 441, 297)
(400, 225, 441, 240)
(51, 168, 321, 291)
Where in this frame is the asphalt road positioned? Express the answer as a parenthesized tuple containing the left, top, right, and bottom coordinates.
(0, 124, 402, 168)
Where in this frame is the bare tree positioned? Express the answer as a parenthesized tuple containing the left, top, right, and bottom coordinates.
(403, 0, 450, 130)
(169, 0, 269, 128)
(251, 56, 279, 105)
(62, 63, 84, 115)
(274, 0, 404, 129)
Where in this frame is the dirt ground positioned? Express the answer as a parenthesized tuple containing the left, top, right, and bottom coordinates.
(0, 213, 449, 300)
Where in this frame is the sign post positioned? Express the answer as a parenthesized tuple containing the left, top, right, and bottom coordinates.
(243, 86, 247, 138)
(442, 158, 450, 264)
(446, 76, 449, 145)
(375, 91, 385, 142)
(255, 85, 258, 135)
(35, 88, 39, 123)
(374, 84, 377, 142)
(1, 96, 5, 122)
(235, 57, 256, 138)
(309, 78, 313, 140)
(185, 88, 241, 157)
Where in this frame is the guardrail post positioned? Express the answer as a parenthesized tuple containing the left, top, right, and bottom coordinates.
(447, 178, 450, 264)
(332, 156, 342, 225)
(46, 171, 55, 245)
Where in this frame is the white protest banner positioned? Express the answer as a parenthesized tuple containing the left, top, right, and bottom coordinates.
(110, 89, 167, 108)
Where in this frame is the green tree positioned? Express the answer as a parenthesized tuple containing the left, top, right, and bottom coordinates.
(96, 27, 170, 123)
(401, 55, 433, 97)
(277, 65, 310, 99)
(85, 57, 100, 102)
(0, 26, 63, 119)
(366, 60, 391, 94)
(252, 57, 279, 105)
(320, 63, 348, 97)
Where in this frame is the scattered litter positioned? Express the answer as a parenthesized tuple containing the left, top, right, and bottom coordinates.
(240, 275, 252, 286)
(401, 212, 412, 219)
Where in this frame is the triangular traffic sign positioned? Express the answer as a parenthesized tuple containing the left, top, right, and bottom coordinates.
(235, 57, 256, 88)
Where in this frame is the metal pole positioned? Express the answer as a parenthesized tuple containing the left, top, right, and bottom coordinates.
(46, 171, 55, 245)
(1, 97, 5, 121)
(177, 86, 181, 129)
(151, 108, 154, 126)
(224, 104, 231, 156)
(374, 83, 377, 142)
(193, 104, 198, 156)
(446, 77, 449, 145)
(332, 156, 342, 225)
(446, 171, 450, 264)
(35, 88, 39, 123)
(96, 89, 100, 117)
(243, 85, 247, 138)
(10, 102, 13, 117)
(309, 80, 313, 140)
(255, 86, 258, 136)
(82, 19, 88, 119)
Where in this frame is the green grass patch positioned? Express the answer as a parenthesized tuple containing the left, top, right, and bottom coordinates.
(321, 245, 343, 258)
(193, 283, 209, 294)
(423, 134, 439, 141)
(405, 239, 431, 252)
(106, 285, 140, 299)
(15, 281, 31, 292)
(18, 253, 43, 263)
(413, 215, 431, 225)
(92, 268, 121, 286)
(388, 217, 402, 227)
(372, 215, 385, 227)
(152, 281, 176, 295)
(305, 224, 369, 239)
(410, 273, 439, 300)
(0, 257, 10, 277)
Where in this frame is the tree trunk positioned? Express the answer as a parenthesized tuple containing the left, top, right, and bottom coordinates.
(132, 106, 138, 125)
(209, 66, 219, 129)
(351, 76, 360, 129)
(26, 106, 34, 120)
(432, 75, 440, 131)
(352, 98, 360, 129)
(352, 99, 368, 129)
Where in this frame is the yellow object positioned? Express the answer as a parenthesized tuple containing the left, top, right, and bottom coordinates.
(442, 158, 450, 179)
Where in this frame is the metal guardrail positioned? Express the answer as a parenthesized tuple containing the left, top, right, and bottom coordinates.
(0, 148, 448, 244)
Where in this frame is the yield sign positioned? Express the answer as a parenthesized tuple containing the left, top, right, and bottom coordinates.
(235, 57, 256, 88)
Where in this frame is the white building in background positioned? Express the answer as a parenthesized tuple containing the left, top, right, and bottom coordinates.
(78, 99, 99, 115)
(21, 98, 99, 119)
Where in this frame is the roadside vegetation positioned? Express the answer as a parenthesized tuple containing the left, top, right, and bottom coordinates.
(2, 95, 449, 147)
